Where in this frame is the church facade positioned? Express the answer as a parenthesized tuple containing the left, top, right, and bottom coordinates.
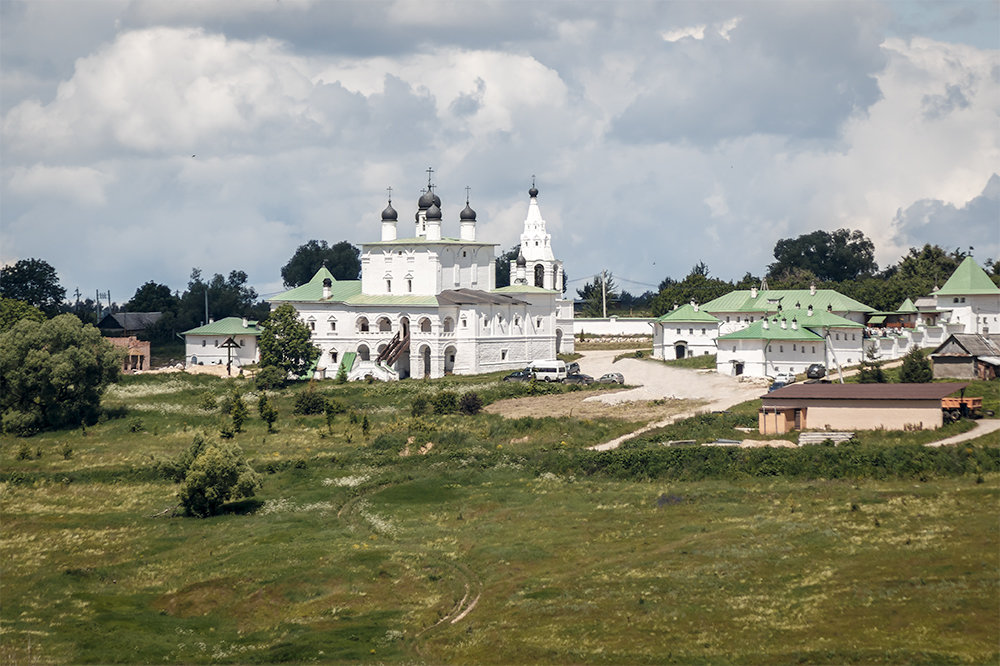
(269, 179, 574, 380)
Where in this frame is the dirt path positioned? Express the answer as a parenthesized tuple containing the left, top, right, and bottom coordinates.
(926, 419, 1000, 447)
(483, 349, 765, 449)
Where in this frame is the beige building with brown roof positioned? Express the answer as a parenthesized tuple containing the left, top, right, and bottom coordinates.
(759, 383, 967, 434)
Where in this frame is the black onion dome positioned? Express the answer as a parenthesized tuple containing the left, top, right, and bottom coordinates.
(418, 190, 435, 209)
(516, 251, 526, 267)
(426, 203, 442, 220)
(528, 183, 539, 198)
(381, 201, 397, 221)
(460, 202, 476, 221)
(432, 191, 441, 207)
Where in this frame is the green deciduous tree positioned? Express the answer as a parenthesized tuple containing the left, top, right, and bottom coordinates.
(768, 229, 877, 282)
(0, 298, 45, 332)
(650, 264, 733, 316)
(177, 269, 266, 331)
(0, 315, 123, 435)
(281, 240, 361, 288)
(179, 441, 262, 517)
(0, 258, 66, 316)
(259, 303, 320, 377)
(494, 244, 520, 289)
(126, 281, 180, 313)
(899, 347, 933, 383)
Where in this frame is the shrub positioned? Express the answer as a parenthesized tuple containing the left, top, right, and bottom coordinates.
(336, 364, 348, 384)
(219, 422, 235, 439)
(257, 393, 277, 432)
(198, 391, 218, 412)
(362, 414, 370, 436)
(158, 434, 209, 482)
(255, 365, 287, 391)
(293, 382, 326, 415)
(411, 396, 429, 417)
(433, 391, 458, 414)
(178, 441, 262, 517)
(16, 442, 32, 460)
(127, 417, 145, 433)
(60, 442, 73, 459)
(231, 395, 248, 432)
(459, 392, 483, 415)
(3, 410, 40, 437)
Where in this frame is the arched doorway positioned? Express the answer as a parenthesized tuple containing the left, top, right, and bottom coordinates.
(357, 344, 370, 361)
(422, 346, 431, 377)
(444, 345, 457, 374)
(534, 264, 545, 288)
(555, 329, 563, 354)
(734, 362, 744, 376)
(399, 316, 409, 338)
(674, 343, 687, 359)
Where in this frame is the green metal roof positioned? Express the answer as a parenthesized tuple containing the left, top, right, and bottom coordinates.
(702, 288, 875, 314)
(655, 303, 720, 323)
(339, 352, 357, 374)
(363, 236, 497, 248)
(493, 285, 558, 294)
(936, 257, 1000, 296)
(867, 315, 886, 324)
(270, 267, 363, 303)
(343, 294, 439, 306)
(897, 297, 917, 313)
(718, 319, 823, 342)
(183, 317, 261, 336)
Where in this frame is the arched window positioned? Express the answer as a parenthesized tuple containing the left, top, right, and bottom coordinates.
(377, 317, 391, 332)
(443, 317, 455, 333)
(357, 344, 370, 361)
(419, 317, 432, 333)
(534, 264, 545, 288)
(357, 317, 370, 333)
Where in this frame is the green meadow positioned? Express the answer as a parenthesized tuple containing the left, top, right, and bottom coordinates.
(2, 372, 997, 664)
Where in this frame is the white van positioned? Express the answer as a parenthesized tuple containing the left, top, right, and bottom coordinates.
(527, 360, 567, 382)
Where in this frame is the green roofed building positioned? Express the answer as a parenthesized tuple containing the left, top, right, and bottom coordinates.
(183, 317, 261, 369)
(653, 302, 721, 360)
(265, 177, 574, 380)
(715, 306, 865, 379)
(934, 257, 1000, 335)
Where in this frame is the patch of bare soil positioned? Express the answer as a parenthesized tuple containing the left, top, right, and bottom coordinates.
(483, 390, 694, 422)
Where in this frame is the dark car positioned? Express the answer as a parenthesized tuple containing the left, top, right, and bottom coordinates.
(563, 373, 594, 385)
(598, 372, 625, 384)
(502, 369, 535, 382)
(768, 381, 787, 392)
(806, 363, 826, 379)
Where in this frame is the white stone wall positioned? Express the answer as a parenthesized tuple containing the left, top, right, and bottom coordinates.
(575, 317, 655, 337)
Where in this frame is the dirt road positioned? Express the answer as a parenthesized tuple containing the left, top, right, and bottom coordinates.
(483, 350, 766, 448)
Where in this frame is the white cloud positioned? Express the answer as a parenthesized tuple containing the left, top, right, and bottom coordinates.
(0, 4, 996, 304)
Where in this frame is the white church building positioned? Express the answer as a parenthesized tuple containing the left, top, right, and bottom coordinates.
(269, 178, 574, 380)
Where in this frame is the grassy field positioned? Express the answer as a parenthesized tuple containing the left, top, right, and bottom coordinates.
(2, 372, 998, 664)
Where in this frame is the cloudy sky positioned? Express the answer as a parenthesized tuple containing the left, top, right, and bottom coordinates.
(2, 0, 997, 303)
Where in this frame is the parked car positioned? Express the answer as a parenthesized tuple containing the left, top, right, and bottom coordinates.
(563, 373, 594, 385)
(598, 372, 625, 384)
(768, 381, 787, 392)
(772, 372, 796, 384)
(567, 361, 581, 375)
(502, 369, 535, 382)
(806, 363, 826, 379)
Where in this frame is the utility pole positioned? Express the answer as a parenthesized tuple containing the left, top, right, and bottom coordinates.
(204, 288, 209, 326)
(601, 270, 607, 319)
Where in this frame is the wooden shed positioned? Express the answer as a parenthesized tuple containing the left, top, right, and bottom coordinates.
(930, 333, 1000, 380)
(759, 383, 968, 434)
